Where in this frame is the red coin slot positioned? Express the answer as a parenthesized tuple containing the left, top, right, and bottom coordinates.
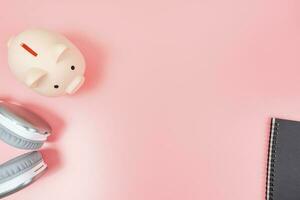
(21, 43, 38, 57)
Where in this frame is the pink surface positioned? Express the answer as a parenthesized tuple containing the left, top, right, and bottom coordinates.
(0, 0, 299, 199)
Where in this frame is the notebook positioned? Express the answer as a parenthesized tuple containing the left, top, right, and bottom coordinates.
(266, 118, 300, 200)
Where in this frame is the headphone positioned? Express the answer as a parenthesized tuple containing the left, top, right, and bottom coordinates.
(0, 100, 51, 198)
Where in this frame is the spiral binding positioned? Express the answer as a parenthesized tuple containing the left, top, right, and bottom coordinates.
(266, 118, 279, 200)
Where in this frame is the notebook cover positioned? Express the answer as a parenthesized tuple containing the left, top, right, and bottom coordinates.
(266, 118, 300, 200)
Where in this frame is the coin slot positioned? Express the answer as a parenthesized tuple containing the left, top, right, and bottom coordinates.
(21, 43, 38, 57)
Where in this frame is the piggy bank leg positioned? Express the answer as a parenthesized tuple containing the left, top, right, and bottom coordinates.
(25, 68, 47, 88)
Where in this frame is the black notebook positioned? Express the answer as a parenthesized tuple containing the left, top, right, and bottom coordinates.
(266, 118, 300, 200)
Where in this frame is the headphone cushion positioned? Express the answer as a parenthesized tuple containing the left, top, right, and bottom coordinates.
(0, 151, 42, 184)
(0, 125, 43, 150)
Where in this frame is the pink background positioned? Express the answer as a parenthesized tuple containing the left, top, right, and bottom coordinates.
(0, 0, 299, 199)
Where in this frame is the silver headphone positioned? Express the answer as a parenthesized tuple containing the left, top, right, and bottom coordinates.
(0, 100, 51, 198)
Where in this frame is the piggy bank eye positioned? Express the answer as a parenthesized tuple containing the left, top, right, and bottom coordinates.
(54, 85, 59, 89)
(71, 65, 75, 70)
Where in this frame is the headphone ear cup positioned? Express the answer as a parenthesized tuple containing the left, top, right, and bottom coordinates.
(0, 151, 42, 181)
(0, 151, 47, 198)
(0, 125, 44, 150)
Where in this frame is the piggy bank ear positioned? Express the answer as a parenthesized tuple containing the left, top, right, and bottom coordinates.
(25, 68, 47, 88)
(52, 43, 68, 63)
(7, 36, 14, 48)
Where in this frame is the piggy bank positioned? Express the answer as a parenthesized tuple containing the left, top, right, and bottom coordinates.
(7, 28, 86, 97)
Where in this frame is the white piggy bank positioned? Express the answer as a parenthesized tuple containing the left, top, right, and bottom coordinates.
(7, 28, 86, 97)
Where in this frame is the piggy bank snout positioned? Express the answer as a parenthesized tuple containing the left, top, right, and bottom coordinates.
(66, 75, 85, 94)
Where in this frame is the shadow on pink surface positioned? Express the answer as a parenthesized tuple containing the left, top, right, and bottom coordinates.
(40, 148, 61, 177)
(66, 32, 107, 95)
(24, 102, 64, 178)
(24, 103, 63, 178)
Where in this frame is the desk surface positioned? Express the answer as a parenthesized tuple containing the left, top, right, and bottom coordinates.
(0, 0, 299, 199)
